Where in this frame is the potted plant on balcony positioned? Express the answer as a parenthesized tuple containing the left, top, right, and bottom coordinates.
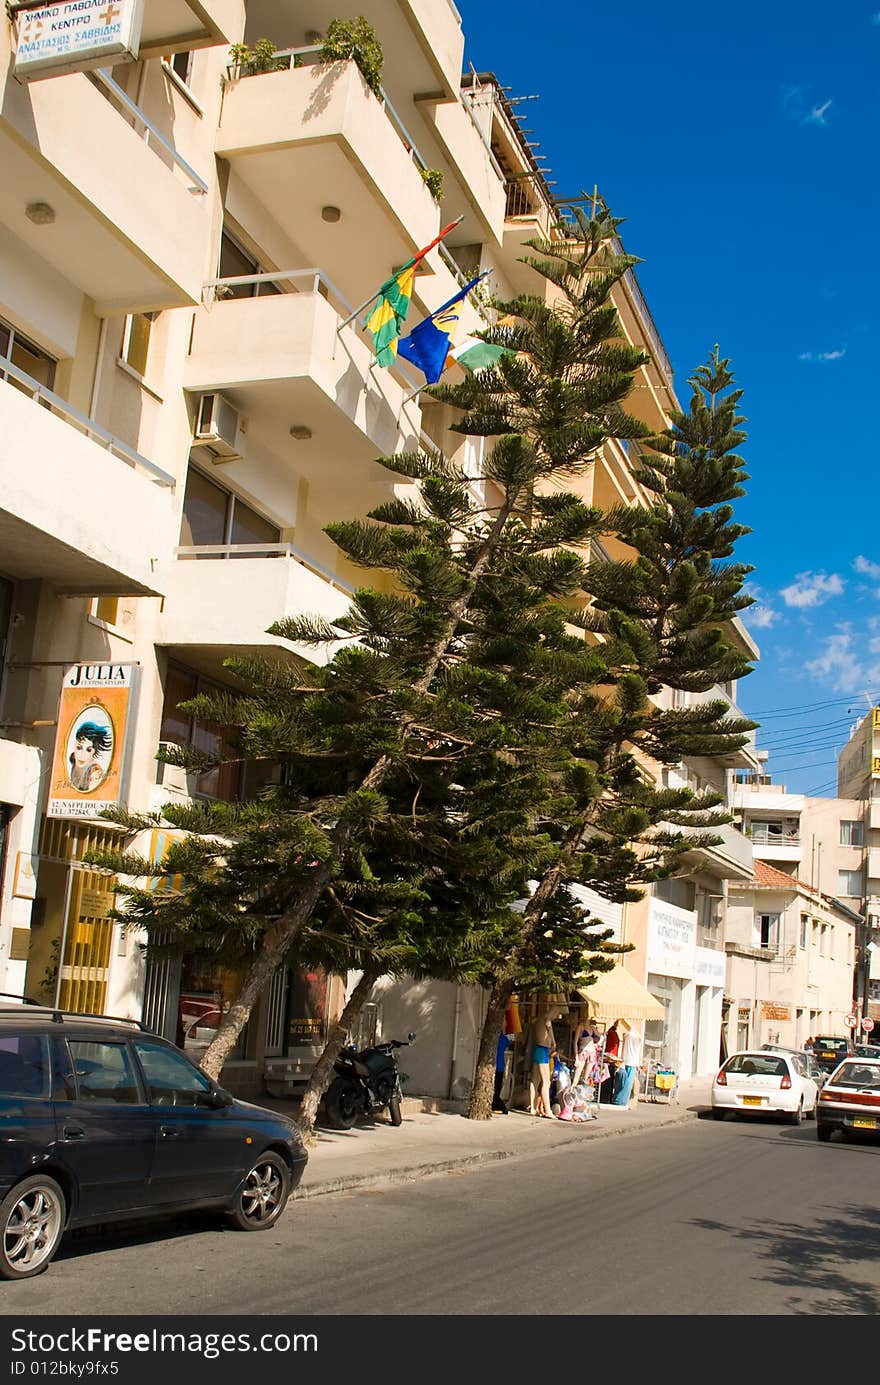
(226, 38, 286, 82)
(319, 16, 384, 97)
(419, 167, 444, 203)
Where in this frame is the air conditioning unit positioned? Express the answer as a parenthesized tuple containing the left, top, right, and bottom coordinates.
(193, 393, 245, 462)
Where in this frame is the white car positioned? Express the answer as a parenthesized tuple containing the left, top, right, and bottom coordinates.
(711, 1049, 819, 1125)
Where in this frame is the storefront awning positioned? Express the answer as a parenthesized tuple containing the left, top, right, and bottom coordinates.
(575, 965, 666, 1022)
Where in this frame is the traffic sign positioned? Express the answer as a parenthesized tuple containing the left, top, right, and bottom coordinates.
(844, 1014, 857, 1028)
(861, 1017, 875, 1033)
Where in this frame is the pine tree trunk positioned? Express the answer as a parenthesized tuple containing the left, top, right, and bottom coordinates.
(198, 497, 520, 1081)
(467, 976, 515, 1120)
(295, 969, 378, 1143)
(199, 866, 331, 1080)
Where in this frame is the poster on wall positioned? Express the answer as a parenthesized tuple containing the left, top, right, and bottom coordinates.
(47, 663, 138, 819)
(287, 968, 329, 1048)
(14, 0, 144, 81)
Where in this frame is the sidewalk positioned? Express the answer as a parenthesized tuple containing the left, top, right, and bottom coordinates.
(264, 1078, 713, 1201)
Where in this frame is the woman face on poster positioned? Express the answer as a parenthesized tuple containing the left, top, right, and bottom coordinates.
(68, 720, 112, 792)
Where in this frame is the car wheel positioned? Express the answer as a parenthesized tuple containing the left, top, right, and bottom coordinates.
(788, 1099, 804, 1126)
(227, 1153, 290, 1232)
(816, 1123, 832, 1142)
(0, 1175, 66, 1280)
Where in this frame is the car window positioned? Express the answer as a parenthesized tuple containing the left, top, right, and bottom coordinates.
(792, 1055, 807, 1077)
(68, 1041, 140, 1104)
(0, 1035, 49, 1098)
(816, 1039, 848, 1052)
(133, 1041, 214, 1107)
(831, 1062, 880, 1090)
(724, 1054, 788, 1077)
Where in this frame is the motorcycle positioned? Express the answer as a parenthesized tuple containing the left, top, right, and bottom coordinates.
(324, 1032, 416, 1130)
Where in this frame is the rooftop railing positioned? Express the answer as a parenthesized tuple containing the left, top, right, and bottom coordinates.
(0, 356, 175, 488)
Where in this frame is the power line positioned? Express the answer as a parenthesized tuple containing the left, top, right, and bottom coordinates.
(744, 693, 876, 720)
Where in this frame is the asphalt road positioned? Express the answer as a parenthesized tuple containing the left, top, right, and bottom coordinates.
(3, 1114, 879, 1316)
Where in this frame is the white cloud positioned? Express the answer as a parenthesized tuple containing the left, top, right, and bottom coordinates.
(798, 348, 846, 362)
(872, 11, 880, 23)
(748, 605, 779, 629)
(780, 571, 845, 608)
(806, 627, 880, 694)
(803, 98, 832, 126)
(854, 555, 880, 580)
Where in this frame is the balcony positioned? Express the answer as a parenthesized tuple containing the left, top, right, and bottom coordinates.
(746, 828, 802, 865)
(664, 819, 755, 883)
(155, 545, 354, 674)
(137, 0, 235, 57)
(216, 58, 441, 308)
(0, 360, 174, 596)
(243, 1, 465, 103)
(415, 93, 506, 245)
(185, 271, 423, 513)
(0, 63, 210, 313)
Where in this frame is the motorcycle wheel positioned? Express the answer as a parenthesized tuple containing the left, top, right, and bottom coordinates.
(324, 1078, 361, 1130)
(387, 1093, 403, 1127)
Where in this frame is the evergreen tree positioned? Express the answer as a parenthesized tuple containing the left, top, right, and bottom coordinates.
(91, 209, 658, 1080)
(460, 347, 756, 1117)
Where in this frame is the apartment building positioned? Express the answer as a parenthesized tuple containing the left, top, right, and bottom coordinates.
(725, 861, 858, 1050)
(734, 763, 877, 1025)
(837, 707, 880, 1020)
(0, 0, 758, 1098)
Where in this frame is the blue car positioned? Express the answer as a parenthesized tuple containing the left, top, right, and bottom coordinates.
(0, 1006, 307, 1279)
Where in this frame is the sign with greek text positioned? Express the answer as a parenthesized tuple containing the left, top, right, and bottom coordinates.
(694, 946, 726, 987)
(14, 0, 144, 80)
(647, 898, 697, 980)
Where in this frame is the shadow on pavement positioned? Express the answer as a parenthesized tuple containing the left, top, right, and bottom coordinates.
(689, 1203, 880, 1314)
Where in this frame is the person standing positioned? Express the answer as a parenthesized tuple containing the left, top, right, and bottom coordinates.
(600, 1019, 621, 1104)
(493, 1031, 512, 1114)
(613, 1020, 642, 1108)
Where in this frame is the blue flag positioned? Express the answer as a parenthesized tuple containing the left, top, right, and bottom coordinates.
(397, 274, 488, 384)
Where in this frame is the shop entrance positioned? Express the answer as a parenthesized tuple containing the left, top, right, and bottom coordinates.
(25, 820, 119, 1011)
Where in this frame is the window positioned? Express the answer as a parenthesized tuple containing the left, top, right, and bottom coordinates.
(0, 315, 56, 392)
(179, 468, 280, 553)
(671, 688, 690, 709)
(120, 312, 156, 377)
(133, 1040, 214, 1106)
(160, 662, 244, 800)
(838, 869, 863, 898)
(723, 1054, 788, 1077)
(217, 229, 281, 299)
(821, 923, 830, 956)
(169, 50, 193, 82)
(68, 1040, 140, 1104)
(840, 820, 864, 847)
(0, 1035, 48, 1098)
(754, 912, 780, 951)
(90, 596, 120, 627)
(800, 913, 809, 949)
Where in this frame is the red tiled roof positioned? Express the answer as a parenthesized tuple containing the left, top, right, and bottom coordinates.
(752, 860, 801, 890)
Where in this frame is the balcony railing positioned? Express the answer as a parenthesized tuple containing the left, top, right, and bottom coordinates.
(200, 266, 428, 397)
(89, 68, 208, 195)
(748, 828, 801, 848)
(1, 356, 175, 488)
(175, 543, 355, 592)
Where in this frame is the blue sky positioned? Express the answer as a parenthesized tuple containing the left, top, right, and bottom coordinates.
(457, 0, 880, 794)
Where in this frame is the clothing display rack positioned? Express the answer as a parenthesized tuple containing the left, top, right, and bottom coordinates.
(644, 1058, 678, 1104)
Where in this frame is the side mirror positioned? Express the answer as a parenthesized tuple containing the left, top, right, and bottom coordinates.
(407, 1031, 416, 1043)
(210, 1087, 234, 1108)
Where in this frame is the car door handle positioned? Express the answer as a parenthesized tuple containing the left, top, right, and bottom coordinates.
(159, 1125, 181, 1138)
(62, 1125, 85, 1140)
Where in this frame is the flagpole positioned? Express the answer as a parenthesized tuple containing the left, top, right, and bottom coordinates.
(335, 215, 465, 333)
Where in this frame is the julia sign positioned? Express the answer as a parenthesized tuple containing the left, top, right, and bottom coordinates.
(14, 0, 144, 80)
(47, 664, 138, 819)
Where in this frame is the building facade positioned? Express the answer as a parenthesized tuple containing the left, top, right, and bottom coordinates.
(0, 0, 758, 1098)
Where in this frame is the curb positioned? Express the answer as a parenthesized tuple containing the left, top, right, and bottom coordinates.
(292, 1105, 697, 1201)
